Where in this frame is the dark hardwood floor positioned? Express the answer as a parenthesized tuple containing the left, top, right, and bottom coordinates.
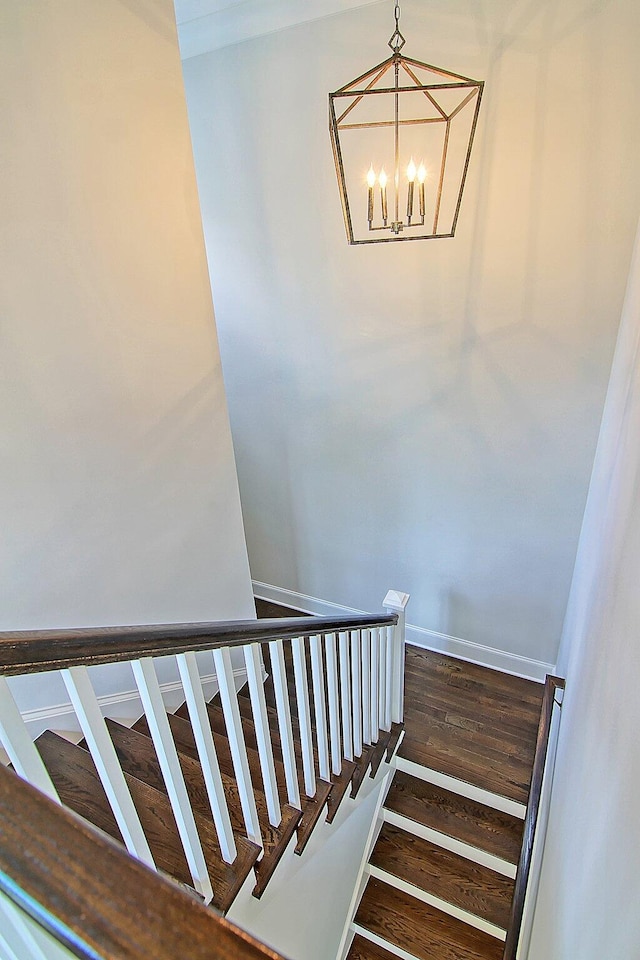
(399, 646, 543, 804)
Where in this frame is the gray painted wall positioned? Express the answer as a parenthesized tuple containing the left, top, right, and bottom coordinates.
(182, 0, 640, 666)
(1, 1, 254, 706)
(528, 217, 640, 957)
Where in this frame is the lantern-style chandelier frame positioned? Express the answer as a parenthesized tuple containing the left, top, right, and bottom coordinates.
(329, 3, 484, 244)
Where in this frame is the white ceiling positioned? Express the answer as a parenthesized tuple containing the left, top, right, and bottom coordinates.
(174, 0, 385, 59)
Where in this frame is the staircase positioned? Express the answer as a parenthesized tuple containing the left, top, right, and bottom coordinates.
(0, 601, 560, 960)
(0, 600, 406, 934)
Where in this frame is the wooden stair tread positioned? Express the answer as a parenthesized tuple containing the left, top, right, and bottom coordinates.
(326, 760, 357, 823)
(347, 933, 401, 960)
(252, 803, 300, 898)
(101, 718, 260, 908)
(370, 822, 514, 929)
(355, 877, 503, 960)
(236, 687, 383, 831)
(369, 730, 393, 779)
(133, 713, 247, 837)
(231, 692, 347, 845)
(295, 778, 333, 855)
(385, 769, 523, 864)
(36, 730, 255, 912)
(103, 719, 213, 821)
(236, 689, 308, 798)
(350, 746, 373, 799)
(398, 730, 533, 805)
(163, 705, 303, 896)
(385, 723, 404, 763)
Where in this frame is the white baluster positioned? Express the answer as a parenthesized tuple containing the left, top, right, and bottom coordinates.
(351, 630, 363, 758)
(268, 640, 300, 809)
(370, 627, 380, 743)
(338, 631, 353, 762)
(378, 626, 388, 733)
(0, 677, 58, 802)
(62, 666, 155, 869)
(383, 590, 410, 723)
(310, 634, 330, 781)
(244, 643, 281, 826)
(212, 647, 262, 847)
(325, 632, 342, 776)
(384, 624, 394, 732)
(131, 658, 213, 903)
(292, 637, 316, 798)
(361, 628, 371, 746)
(0, 894, 50, 960)
(176, 651, 237, 863)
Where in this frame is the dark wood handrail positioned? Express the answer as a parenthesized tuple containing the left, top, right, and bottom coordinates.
(502, 674, 565, 960)
(0, 763, 285, 960)
(0, 613, 397, 677)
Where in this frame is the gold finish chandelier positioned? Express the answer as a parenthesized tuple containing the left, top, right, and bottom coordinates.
(329, 3, 484, 244)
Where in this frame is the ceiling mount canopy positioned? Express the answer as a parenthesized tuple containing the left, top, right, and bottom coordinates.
(329, 2, 484, 245)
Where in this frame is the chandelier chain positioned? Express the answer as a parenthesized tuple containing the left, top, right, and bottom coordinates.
(388, 0, 405, 53)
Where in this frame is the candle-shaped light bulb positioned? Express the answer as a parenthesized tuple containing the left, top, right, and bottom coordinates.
(406, 157, 416, 221)
(379, 169, 388, 223)
(417, 163, 427, 218)
(366, 165, 376, 223)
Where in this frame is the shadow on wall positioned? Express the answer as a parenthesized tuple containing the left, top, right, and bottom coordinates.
(186, 0, 639, 663)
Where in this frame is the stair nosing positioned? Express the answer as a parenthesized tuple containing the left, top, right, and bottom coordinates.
(350, 924, 424, 960)
(382, 808, 517, 878)
(366, 865, 506, 942)
(394, 756, 527, 818)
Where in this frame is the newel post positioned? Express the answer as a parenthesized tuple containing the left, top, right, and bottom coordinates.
(383, 590, 410, 724)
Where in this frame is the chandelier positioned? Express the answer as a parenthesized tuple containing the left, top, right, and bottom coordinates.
(329, 3, 484, 244)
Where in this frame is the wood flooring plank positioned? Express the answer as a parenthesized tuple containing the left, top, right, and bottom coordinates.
(402, 685, 540, 746)
(370, 823, 514, 929)
(399, 647, 543, 803)
(403, 695, 540, 758)
(347, 933, 402, 960)
(384, 770, 523, 864)
(404, 647, 545, 707)
(355, 877, 503, 960)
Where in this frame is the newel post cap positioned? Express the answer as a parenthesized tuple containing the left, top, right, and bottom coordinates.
(383, 590, 410, 611)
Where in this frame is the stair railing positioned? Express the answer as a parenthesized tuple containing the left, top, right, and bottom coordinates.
(0, 599, 406, 922)
(503, 674, 565, 960)
(0, 759, 285, 960)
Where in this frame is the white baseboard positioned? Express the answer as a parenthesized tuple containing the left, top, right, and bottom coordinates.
(253, 581, 364, 618)
(404, 623, 554, 684)
(18, 667, 248, 740)
(252, 581, 555, 683)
